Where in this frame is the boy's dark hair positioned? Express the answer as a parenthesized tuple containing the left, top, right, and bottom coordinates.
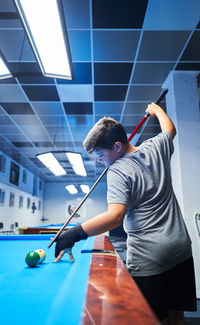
(83, 117, 128, 154)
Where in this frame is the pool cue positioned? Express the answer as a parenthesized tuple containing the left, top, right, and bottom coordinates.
(48, 88, 168, 248)
(128, 88, 168, 141)
(48, 167, 109, 248)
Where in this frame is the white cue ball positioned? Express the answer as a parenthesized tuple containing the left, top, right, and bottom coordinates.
(34, 249, 46, 264)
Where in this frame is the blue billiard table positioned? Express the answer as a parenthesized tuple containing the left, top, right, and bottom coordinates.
(0, 234, 94, 325)
(0, 234, 159, 325)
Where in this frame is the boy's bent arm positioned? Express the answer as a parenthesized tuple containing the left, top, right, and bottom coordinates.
(81, 203, 126, 236)
(146, 103, 176, 139)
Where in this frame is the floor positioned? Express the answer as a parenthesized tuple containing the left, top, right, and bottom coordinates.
(109, 236, 200, 325)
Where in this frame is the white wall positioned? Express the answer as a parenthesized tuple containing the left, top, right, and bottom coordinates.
(0, 150, 44, 231)
(0, 181, 43, 230)
(43, 181, 107, 225)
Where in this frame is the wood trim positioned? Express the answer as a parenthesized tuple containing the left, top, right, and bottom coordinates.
(19, 227, 70, 234)
(82, 235, 160, 325)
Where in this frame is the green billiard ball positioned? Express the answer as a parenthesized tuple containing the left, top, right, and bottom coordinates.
(25, 251, 40, 267)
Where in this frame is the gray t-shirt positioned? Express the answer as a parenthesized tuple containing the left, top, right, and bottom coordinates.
(107, 131, 192, 276)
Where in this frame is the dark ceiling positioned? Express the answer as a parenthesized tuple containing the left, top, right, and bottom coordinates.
(0, 0, 200, 184)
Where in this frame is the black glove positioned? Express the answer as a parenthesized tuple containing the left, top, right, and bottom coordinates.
(54, 225, 88, 258)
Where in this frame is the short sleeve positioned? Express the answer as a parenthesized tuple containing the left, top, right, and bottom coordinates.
(155, 131, 174, 160)
(107, 168, 130, 205)
(141, 131, 174, 162)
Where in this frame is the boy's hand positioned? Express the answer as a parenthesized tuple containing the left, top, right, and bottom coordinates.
(146, 102, 162, 116)
(52, 225, 88, 262)
(53, 246, 74, 263)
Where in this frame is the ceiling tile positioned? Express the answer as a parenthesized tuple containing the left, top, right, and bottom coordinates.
(1, 102, 34, 115)
(0, 125, 23, 135)
(0, 30, 34, 61)
(93, 31, 140, 61)
(34, 142, 53, 148)
(70, 125, 92, 141)
(18, 126, 50, 141)
(44, 125, 70, 136)
(12, 142, 33, 147)
(0, 1, 17, 12)
(63, 102, 93, 115)
(95, 102, 123, 114)
(92, 0, 148, 28)
(57, 85, 93, 102)
(68, 30, 91, 61)
(31, 102, 64, 115)
(57, 63, 92, 84)
(138, 31, 190, 61)
(62, 0, 90, 29)
(94, 63, 132, 84)
(17, 147, 38, 156)
(11, 115, 42, 126)
(0, 105, 7, 114)
(176, 62, 200, 70)
(0, 85, 27, 101)
(49, 134, 71, 143)
(132, 63, 174, 84)
(0, 78, 17, 85)
(53, 141, 68, 148)
(67, 115, 93, 125)
(22, 86, 60, 101)
(143, 0, 200, 30)
(95, 86, 127, 101)
(0, 115, 14, 125)
(72, 142, 84, 148)
(39, 115, 67, 126)
(124, 102, 150, 114)
(17, 75, 55, 85)
(121, 115, 145, 125)
(4, 133, 28, 141)
(8, 62, 40, 76)
(125, 125, 161, 135)
(180, 31, 200, 61)
(127, 86, 161, 101)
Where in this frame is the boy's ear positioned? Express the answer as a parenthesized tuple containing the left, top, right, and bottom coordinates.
(114, 142, 122, 152)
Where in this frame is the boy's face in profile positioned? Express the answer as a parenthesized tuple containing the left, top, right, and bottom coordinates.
(95, 143, 122, 167)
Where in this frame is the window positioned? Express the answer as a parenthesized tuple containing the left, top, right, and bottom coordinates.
(27, 197, 31, 209)
(9, 192, 15, 207)
(0, 189, 6, 205)
(10, 161, 20, 186)
(19, 195, 23, 209)
(33, 176, 37, 196)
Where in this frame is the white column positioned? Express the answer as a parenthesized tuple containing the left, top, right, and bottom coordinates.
(163, 71, 200, 297)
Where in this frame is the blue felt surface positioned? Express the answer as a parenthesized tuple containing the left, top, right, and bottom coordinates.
(0, 235, 94, 325)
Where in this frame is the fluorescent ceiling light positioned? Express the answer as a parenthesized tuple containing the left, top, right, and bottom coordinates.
(80, 185, 90, 194)
(66, 152, 87, 177)
(37, 152, 66, 176)
(65, 185, 78, 195)
(14, 0, 73, 79)
(0, 57, 12, 79)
